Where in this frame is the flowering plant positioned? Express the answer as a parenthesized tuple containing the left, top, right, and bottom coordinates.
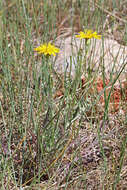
(34, 42, 60, 107)
(34, 42, 60, 56)
(75, 29, 101, 39)
(75, 29, 101, 76)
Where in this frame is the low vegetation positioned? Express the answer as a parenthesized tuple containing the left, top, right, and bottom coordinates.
(0, 0, 127, 189)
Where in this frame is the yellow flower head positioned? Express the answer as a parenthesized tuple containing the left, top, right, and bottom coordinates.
(75, 29, 101, 40)
(34, 43, 60, 56)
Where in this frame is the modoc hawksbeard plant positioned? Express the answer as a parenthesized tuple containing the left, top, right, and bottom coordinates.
(34, 42, 60, 105)
(34, 42, 60, 153)
(75, 29, 101, 75)
(34, 42, 60, 56)
(75, 29, 101, 40)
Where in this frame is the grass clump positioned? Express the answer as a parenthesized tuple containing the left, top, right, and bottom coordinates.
(0, 0, 127, 189)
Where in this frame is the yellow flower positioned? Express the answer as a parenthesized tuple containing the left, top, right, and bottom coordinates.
(34, 43, 60, 56)
(92, 31, 101, 39)
(75, 29, 101, 39)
